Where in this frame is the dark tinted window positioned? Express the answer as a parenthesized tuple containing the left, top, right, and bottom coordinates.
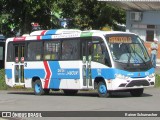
(7, 42, 14, 62)
(27, 42, 42, 61)
(62, 39, 80, 60)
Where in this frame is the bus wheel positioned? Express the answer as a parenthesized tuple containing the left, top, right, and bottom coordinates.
(63, 90, 78, 96)
(34, 80, 45, 95)
(130, 88, 144, 97)
(97, 81, 108, 97)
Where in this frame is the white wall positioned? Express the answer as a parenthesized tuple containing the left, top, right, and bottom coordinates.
(126, 10, 160, 41)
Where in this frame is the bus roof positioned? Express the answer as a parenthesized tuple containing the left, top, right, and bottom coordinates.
(30, 29, 81, 36)
(82, 30, 136, 36)
(30, 29, 136, 36)
(6, 29, 137, 42)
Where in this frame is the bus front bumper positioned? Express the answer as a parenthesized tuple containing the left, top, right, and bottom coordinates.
(106, 77, 155, 91)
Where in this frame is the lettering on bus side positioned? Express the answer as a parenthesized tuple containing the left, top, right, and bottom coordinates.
(66, 71, 79, 75)
(57, 69, 79, 76)
(57, 69, 65, 76)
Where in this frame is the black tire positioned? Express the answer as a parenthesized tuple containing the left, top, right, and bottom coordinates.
(130, 88, 144, 97)
(63, 90, 78, 96)
(97, 81, 109, 97)
(33, 80, 45, 95)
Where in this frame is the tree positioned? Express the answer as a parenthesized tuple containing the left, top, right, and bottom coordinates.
(57, 0, 126, 30)
(0, 0, 126, 37)
(1, 0, 56, 36)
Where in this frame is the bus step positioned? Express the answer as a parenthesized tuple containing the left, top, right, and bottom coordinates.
(13, 85, 25, 88)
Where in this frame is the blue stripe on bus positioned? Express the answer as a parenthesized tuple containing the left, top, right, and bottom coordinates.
(5, 69, 45, 80)
(48, 61, 80, 88)
(5, 69, 12, 79)
(41, 29, 58, 39)
(23, 67, 154, 80)
(114, 68, 154, 78)
(92, 68, 115, 79)
(48, 61, 60, 88)
(45, 29, 57, 35)
(24, 69, 45, 79)
(92, 68, 154, 79)
(41, 35, 52, 40)
(6, 62, 154, 89)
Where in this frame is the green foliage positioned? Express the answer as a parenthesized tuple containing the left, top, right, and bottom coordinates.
(57, 0, 126, 30)
(1, 0, 56, 37)
(0, 69, 8, 90)
(155, 74, 160, 87)
(0, 0, 126, 37)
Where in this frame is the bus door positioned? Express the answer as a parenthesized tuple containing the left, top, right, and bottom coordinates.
(82, 39, 93, 89)
(13, 43, 25, 86)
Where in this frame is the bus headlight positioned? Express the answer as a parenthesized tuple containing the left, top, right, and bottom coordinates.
(115, 74, 129, 79)
(148, 73, 155, 78)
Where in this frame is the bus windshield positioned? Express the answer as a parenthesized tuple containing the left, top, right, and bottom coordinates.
(106, 35, 150, 64)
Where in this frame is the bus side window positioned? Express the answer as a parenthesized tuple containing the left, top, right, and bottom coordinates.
(44, 41, 60, 60)
(7, 42, 14, 62)
(92, 43, 104, 63)
(27, 42, 42, 61)
(102, 44, 112, 67)
(92, 37, 111, 67)
(61, 39, 79, 60)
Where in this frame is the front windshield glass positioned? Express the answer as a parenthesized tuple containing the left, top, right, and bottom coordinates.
(106, 35, 150, 64)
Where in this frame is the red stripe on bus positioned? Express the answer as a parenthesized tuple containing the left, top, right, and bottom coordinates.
(13, 37, 26, 41)
(37, 36, 41, 40)
(43, 61, 51, 89)
(41, 30, 47, 35)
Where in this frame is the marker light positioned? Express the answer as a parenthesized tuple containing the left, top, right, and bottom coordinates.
(148, 73, 155, 78)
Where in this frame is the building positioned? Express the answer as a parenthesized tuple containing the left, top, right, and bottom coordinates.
(102, 0, 160, 59)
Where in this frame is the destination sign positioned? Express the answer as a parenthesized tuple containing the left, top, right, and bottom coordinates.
(109, 37, 132, 43)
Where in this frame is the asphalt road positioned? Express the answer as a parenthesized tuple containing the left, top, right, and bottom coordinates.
(0, 88, 160, 120)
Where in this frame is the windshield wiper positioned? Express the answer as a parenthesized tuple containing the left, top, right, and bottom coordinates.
(123, 44, 132, 66)
(130, 45, 147, 65)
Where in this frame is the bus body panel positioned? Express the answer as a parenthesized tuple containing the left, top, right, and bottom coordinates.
(4, 29, 155, 96)
(5, 60, 155, 90)
(5, 60, 83, 89)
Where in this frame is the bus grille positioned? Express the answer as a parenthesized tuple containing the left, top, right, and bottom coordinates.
(126, 80, 150, 87)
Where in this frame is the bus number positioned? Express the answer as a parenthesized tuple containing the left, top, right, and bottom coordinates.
(24, 63, 27, 67)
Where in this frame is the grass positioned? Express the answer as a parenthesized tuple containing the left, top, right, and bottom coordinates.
(155, 74, 160, 87)
(0, 69, 8, 90)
